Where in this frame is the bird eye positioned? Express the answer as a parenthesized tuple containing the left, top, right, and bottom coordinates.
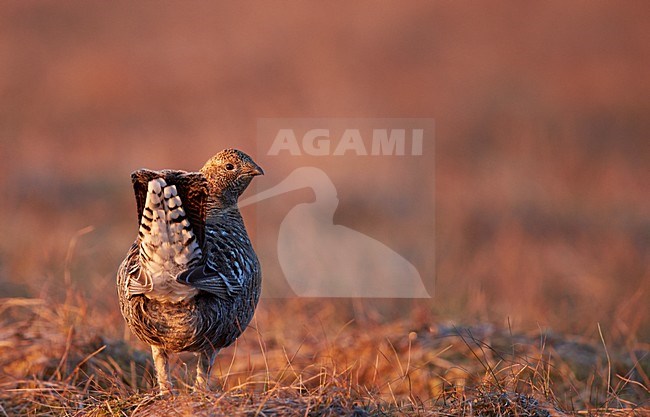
(225, 163, 235, 171)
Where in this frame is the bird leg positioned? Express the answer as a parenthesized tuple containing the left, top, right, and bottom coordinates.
(151, 345, 172, 395)
(195, 349, 219, 391)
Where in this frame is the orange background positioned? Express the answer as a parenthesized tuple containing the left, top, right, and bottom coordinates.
(0, 3, 647, 340)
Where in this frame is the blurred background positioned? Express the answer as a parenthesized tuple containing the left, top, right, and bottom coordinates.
(0, 2, 648, 342)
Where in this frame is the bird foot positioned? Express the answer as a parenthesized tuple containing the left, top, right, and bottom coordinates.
(193, 378, 209, 393)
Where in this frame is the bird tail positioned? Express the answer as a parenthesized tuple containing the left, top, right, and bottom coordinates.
(130, 178, 203, 302)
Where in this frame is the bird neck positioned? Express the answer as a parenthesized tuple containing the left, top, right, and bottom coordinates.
(205, 198, 243, 225)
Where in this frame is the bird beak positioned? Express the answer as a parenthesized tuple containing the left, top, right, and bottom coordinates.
(248, 163, 264, 176)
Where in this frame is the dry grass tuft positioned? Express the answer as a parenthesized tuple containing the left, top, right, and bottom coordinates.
(1, 295, 647, 416)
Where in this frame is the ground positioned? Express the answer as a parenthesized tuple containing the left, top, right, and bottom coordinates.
(0, 295, 647, 416)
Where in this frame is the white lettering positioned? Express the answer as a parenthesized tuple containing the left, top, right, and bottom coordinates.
(371, 129, 405, 155)
(268, 127, 424, 156)
(411, 129, 423, 155)
(333, 129, 367, 155)
(268, 129, 301, 155)
(303, 129, 330, 156)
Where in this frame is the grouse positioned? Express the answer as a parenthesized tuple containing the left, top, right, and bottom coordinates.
(117, 149, 263, 394)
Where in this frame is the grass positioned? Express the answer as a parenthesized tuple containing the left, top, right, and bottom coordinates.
(0, 292, 647, 416)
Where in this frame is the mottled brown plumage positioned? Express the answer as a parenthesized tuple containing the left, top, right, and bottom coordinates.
(117, 149, 263, 394)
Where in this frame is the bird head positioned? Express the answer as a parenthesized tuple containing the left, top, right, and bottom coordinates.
(201, 149, 264, 205)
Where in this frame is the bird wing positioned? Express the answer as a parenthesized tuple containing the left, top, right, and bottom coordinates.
(176, 234, 247, 300)
(176, 264, 242, 300)
(131, 169, 209, 248)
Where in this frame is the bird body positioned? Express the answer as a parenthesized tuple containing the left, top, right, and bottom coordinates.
(117, 149, 263, 394)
